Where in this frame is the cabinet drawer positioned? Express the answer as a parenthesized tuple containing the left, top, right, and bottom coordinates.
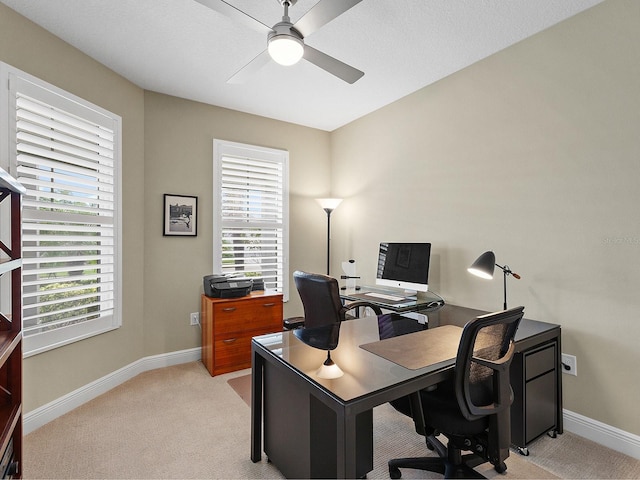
(525, 344, 556, 381)
(525, 371, 557, 443)
(214, 297, 282, 334)
(214, 331, 255, 370)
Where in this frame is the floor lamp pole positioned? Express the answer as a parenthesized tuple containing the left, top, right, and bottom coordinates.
(325, 208, 332, 275)
(316, 198, 342, 276)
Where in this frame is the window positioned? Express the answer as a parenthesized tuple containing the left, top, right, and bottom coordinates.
(213, 140, 289, 301)
(0, 63, 122, 357)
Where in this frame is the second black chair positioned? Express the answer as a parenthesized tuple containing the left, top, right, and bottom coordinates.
(388, 306, 524, 479)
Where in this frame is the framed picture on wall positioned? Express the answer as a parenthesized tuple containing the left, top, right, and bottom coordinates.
(163, 194, 198, 237)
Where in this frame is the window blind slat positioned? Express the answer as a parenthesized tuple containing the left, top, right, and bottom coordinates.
(19, 175, 114, 200)
(17, 131, 113, 165)
(16, 108, 115, 150)
(23, 273, 113, 288)
(16, 142, 114, 172)
(16, 119, 114, 158)
(17, 153, 114, 183)
(17, 96, 114, 141)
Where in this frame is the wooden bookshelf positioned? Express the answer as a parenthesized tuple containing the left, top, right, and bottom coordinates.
(0, 167, 25, 478)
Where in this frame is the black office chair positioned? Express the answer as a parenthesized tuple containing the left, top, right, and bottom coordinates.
(284, 271, 383, 345)
(388, 306, 524, 479)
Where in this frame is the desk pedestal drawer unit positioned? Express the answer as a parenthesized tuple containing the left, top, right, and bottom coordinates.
(201, 292, 283, 376)
(510, 334, 562, 454)
(430, 306, 563, 455)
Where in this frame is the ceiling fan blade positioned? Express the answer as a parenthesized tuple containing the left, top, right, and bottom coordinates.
(303, 45, 364, 84)
(293, 0, 363, 38)
(193, 0, 272, 35)
(227, 50, 272, 84)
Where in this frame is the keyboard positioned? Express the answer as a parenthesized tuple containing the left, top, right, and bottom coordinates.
(364, 292, 406, 302)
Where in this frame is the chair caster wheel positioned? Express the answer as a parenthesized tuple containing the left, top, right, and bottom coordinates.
(389, 466, 402, 479)
(517, 446, 529, 456)
(426, 440, 435, 451)
(495, 461, 508, 474)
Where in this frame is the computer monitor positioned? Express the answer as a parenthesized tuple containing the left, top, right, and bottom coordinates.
(375, 242, 431, 294)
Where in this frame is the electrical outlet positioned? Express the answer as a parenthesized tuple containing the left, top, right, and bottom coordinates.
(561, 353, 577, 376)
(190, 312, 200, 326)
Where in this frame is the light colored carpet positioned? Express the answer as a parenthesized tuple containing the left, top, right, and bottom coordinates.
(24, 361, 639, 479)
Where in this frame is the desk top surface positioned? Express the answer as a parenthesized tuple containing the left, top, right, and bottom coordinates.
(253, 304, 560, 403)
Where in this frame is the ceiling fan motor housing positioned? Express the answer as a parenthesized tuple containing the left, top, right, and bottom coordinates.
(268, 23, 304, 65)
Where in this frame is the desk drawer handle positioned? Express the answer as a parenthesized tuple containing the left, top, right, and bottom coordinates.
(263, 303, 276, 307)
(222, 307, 237, 312)
(223, 338, 237, 344)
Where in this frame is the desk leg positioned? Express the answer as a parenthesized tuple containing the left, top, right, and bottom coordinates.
(251, 345, 264, 462)
(335, 407, 373, 479)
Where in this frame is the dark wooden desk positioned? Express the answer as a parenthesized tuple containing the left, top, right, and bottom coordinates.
(251, 305, 562, 478)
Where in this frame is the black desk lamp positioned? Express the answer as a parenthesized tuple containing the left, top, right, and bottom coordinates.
(316, 198, 342, 275)
(468, 251, 521, 310)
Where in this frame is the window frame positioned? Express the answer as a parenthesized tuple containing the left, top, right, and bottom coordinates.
(213, 139, 289, 301)
(0, 62, 123, 357)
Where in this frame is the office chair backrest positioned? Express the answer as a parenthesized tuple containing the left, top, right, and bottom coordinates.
(293, 271, 344, 329)
(455, 306, 524, 421)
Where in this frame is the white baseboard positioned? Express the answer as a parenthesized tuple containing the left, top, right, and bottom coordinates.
(563, 409, 640, 460)
(23, 352, 640, 462)
(23, 347, 201, 435)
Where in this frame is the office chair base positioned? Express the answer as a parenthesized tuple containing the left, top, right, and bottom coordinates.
(389, 444, 506, 480)
(389, 455, 491, 479)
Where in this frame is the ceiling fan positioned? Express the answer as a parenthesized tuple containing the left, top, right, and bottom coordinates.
(194, 0, 364, 84)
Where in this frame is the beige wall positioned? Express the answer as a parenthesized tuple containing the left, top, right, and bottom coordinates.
(2, 0, 639, 438)
(330, 0, 640, 435)
(142, 91, 330, 356)
(0, 4, 146, 412)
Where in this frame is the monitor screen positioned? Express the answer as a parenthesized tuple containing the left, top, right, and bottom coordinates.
(375, 242, 431, 293)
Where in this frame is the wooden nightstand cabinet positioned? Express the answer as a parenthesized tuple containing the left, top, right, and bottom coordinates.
(201, 291, 283, 376)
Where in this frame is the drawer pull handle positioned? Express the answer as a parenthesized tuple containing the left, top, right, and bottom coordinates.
(263, 303, 276, 307)
(222, 307, 237, 312)
(223, 338, 237, 344)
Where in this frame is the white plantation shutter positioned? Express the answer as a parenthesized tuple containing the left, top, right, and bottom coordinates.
(2, 64, 122, 356)
(213, 140, 289, 300)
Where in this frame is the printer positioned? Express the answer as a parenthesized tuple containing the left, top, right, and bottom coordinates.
(203, 274, 254, 298)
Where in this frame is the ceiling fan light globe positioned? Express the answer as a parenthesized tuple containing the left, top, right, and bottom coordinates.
(268, 35, 304, 66)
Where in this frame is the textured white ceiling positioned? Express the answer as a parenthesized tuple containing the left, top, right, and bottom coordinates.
(1, 0, 603, 131)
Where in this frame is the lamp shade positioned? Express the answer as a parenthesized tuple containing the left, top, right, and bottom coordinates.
(316, 198, 343, 212)
(467, 251, 496, 280)
(268, 34, 304, 66)
(316, 352, 344, 379)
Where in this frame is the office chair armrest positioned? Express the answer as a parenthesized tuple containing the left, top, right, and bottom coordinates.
(471, 341, 515, 373)
(343, 301, 383, 317)
(471, 353, 511, 374)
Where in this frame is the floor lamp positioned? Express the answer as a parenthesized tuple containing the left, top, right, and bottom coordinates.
(467, 250, 521, 310)
(316, 198, 342, 275)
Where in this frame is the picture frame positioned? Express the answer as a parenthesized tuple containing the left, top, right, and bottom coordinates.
(163, 194, 198, 237)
